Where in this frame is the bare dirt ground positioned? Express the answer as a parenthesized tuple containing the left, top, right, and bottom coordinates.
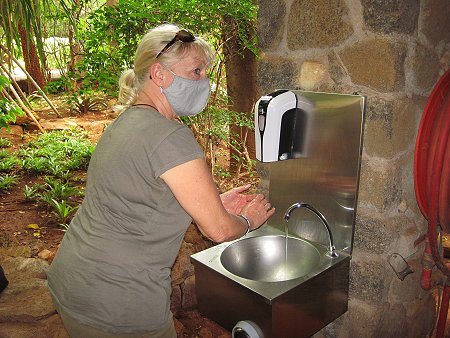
(0, 103, 231, 337)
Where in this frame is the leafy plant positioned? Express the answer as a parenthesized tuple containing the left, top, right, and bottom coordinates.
(50, 199, 78, 228)
(0, 138, 12, 148)
(0, 174, 19, 193)
(38, 177, 82, 205)
(0, 150, 9, 159)
(182, 106, 256, 183)
(0, 76, 25, 132)
(0, 156, 19, 173)
(23, 184, 44, 201)
(21, 156, 48, 174)
(68, 94, 108, 114)
(18, 128, 95, 177)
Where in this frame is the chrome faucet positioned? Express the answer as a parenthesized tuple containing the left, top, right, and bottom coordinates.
(284, 202, 338, 258)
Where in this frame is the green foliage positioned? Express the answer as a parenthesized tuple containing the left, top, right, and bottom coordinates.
(40, 176, 82, 201)
(72, 0, 257, 93)
(49, 199, 79, 228)
(0, 174, 19, 193)
(44, 37, 70, 70)
(19, 128, 95, 177)
(182, 105, 256, 181)
(0, 156, 19, 173)
(0, 143, 20, 174)
(44, 77, 69, 94)
(0, 76, 25, 132)
(0, 150, 9, 159)
(23, 184, 43, 201)
(0, 0, 46, 65)
(0, 138, 12, 148)
(67, 93, 108, 114)
(22, 176, 82, 229)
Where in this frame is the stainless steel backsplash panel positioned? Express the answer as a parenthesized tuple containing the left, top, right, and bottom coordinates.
(266, 91, 365, 253)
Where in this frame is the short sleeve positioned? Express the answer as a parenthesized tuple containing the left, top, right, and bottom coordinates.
(151, 125, 204, 178)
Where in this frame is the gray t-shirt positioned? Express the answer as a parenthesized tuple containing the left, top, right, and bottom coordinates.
(47, 107, 204, 334)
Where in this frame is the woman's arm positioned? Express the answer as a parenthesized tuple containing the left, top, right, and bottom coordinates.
(160, 158, 274, 243)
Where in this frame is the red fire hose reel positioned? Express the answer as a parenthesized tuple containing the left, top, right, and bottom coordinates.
(414, 68, 450, 337)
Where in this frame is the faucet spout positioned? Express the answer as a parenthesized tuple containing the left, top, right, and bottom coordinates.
(284, 202, 338, 258)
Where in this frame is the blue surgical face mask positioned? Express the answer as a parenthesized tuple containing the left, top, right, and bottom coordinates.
(162, 70, 211, 116)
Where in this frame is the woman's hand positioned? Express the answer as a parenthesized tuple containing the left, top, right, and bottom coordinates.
(220, 184, 256, 215)
(240, 194, 275, 231)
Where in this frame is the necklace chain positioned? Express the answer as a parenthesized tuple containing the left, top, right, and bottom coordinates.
(132, 103, 157, 110)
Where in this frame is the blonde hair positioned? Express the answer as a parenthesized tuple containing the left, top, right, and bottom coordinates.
(116, 23, 214, 111)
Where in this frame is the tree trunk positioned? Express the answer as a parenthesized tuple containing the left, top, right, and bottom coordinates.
(67, 0, 82, 91)
(222, 15, 257, 172)
(18, 21, 46, 92)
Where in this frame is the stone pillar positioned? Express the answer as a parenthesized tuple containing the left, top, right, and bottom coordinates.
(257, 0, 450, 336)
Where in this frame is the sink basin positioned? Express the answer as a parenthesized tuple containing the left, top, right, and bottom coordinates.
(220, 235, 321, 282)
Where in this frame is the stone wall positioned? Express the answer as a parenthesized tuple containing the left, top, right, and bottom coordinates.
(257, 0, 449, 337)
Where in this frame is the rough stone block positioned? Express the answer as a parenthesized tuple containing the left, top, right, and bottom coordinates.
(257, 0, 286, 51)
(349, 257, 387, 304)
(407, 294, 436, 338)
(0, 246, 32, 259)
(297, 61, 326, 90)
(181, 274, 197, 310)
(171, 241, 195, 286)
(287, 0, 353, 49)
(363, 96, 418, 158)
(358, 158, 402, 211)
(328, 50, 348, 85)
(170, 284, 182, 316)
(0, 277, 54, 322)
(354, 212, 393, 254)
(374, 302, 408, 337)
(184, 223, 210, 252)
(362, 0, 420, 34)
(334, 298, 379, 338)
(421, 0, 450, 45)
(410, 43, 441, 95)
(257, 56, 297, 95)
(385, 216, 425, 259)
(387, 253, 432, 304)
(339, 38, 406, 92)
(0, 314, 69, 338)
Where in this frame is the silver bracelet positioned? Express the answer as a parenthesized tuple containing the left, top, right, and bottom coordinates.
(239, 214, 251, 237)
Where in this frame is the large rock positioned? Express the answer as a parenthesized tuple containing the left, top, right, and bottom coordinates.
(0, 247, 68, 337)
(0, 256, 52, 321)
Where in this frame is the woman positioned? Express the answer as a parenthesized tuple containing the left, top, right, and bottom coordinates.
(47, 23, 274, 337)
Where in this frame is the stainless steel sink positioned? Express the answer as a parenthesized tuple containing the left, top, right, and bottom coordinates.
(191, 226, 351, 338)
(220, 235, 321, 282)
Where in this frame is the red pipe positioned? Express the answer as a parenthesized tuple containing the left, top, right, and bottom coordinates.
(414, 69, 450, 219)
(415, 69, 450, 337)
(420, 239, 433, 290)
(427, 95, 450, 276)
(439, 135, 450, 229)
(436, 285, 450, 338)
